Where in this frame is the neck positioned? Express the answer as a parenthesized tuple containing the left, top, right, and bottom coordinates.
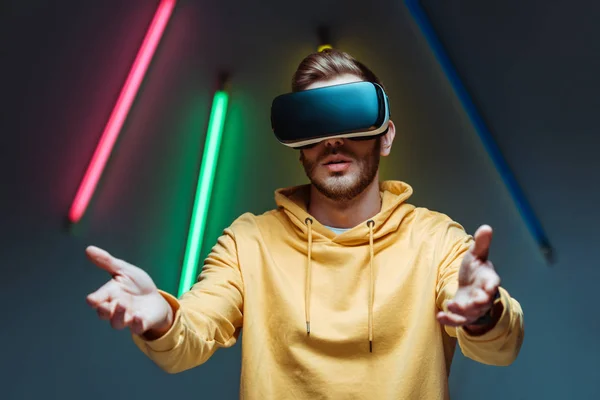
(308, 176, 382, 229)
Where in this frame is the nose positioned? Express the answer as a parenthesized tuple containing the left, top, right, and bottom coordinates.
(323, 137, 344, 148)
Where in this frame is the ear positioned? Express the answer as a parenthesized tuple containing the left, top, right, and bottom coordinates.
(380, 120, 396, 156)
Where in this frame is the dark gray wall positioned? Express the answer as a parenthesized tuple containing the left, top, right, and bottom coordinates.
(419, 1, 600, 398)
(1, 0, 597, 399)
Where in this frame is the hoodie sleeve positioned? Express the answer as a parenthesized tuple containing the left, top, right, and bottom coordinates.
(435, 219, 524, 366)
(130, 226, 244, 374)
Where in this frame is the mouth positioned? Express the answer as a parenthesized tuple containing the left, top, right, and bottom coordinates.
(322, 155, 352, 165)
(322, 155, 352, 172)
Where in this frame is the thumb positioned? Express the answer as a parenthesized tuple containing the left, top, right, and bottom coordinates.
(471, 225, 493, 261)
(86, 246, 127, 276)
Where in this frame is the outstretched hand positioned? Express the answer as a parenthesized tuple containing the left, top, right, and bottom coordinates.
(437, 225, 501, 328)
(85, 246, 173, 336)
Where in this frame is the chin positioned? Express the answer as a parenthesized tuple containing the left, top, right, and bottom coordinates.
(322, 174, 356, 188)
(314, 174, 362, 198)
(315, 169, 356, 186)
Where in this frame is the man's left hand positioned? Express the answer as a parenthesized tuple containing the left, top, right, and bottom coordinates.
(437, 224, 501, 328)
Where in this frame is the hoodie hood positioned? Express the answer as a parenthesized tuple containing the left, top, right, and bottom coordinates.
(273, 180, 416, 351)
(274, 180, 415, 245)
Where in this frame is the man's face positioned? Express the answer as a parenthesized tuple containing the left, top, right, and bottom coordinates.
(299, 74, 383, 202)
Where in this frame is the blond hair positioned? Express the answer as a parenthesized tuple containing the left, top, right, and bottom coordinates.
(291, 49, 383, 92)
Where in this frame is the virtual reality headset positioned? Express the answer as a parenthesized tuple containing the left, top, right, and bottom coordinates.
(270, 81, 390, 149)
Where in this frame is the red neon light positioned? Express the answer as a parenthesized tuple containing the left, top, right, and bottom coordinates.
(68, 0, 177, 223)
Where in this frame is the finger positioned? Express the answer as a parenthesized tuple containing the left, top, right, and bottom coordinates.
(481, 271, 501, 294)
(447, 300, 488, 319)
(447, 300, 470, 315)
(470, 288, 491, 306)
(436, 311, 467, 327)
(447, 288, 472, 310)
(96, 300, 116, 320)
(85, 246, 131, 277)
(474, 266, 500, 295)
(448, 287, 492, 314)
(86, 280, 121, 307)
(446, 299, 465, 313)
(459, 250, 475, 272)
(471, 225, 493, 261)
(131, 313, 146, 335)
(123, 310, 134, 327)
(441, 304, 492, 326)
(110, 302, 127, 330)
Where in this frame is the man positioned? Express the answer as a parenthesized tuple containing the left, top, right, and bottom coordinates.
(86, 49, 524, 399)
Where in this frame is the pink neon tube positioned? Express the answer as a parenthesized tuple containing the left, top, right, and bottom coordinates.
(68, 0, 177, 223)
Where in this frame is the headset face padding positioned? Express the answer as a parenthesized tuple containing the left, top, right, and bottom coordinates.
(270, 81, 390, 148)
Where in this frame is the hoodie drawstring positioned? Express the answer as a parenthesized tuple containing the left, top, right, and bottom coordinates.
(367, 219, 375, 352)
(304, 217, 376, 352)
(305, 217, 313, 335)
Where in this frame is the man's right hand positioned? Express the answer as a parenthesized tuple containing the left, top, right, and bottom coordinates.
(85, 246, 174, 339)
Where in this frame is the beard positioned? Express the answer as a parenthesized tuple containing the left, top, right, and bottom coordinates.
(300, 138, 381, 202)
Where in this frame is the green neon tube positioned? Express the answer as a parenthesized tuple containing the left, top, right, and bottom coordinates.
(178, 90, 229, 297)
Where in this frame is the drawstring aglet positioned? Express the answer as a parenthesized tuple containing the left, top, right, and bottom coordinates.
(369, 340, 373, 353)
(306, 322, 311, 335)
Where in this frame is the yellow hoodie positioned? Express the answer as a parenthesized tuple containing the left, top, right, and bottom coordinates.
(132, 180, 524, 399)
